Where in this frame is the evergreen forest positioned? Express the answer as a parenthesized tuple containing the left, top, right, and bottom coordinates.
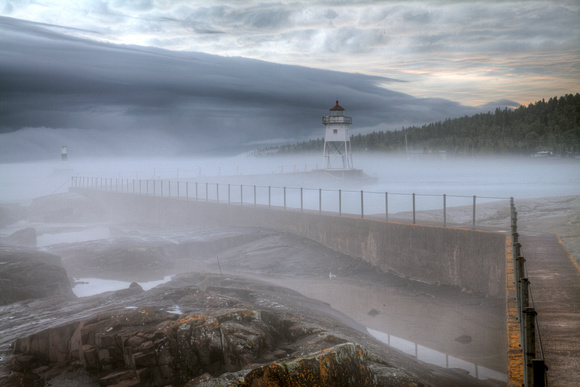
(274, 94, 580, 157)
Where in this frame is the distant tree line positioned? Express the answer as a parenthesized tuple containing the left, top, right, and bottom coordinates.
(270, 93, 580, 156)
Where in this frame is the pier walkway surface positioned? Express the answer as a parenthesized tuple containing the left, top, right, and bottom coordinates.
(519, 231, 580, 387)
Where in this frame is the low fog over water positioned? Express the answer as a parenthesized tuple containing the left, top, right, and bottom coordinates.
(1, 153, 578, 206)
(2, 153, 578, 384)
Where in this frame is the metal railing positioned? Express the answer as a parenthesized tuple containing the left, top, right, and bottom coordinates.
(71, 176, 510, 230)
(511, 198, 548, 386)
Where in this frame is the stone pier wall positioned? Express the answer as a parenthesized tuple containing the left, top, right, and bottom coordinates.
(77, 189, 506, 298)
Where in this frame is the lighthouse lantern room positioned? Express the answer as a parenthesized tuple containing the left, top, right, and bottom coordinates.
(322, 100, 353, 169)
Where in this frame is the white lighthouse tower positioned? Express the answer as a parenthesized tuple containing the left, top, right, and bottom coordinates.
(322, 100, 353, 169)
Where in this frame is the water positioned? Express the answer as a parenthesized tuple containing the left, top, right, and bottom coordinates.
(1, 154, 577, 206)
(72, 275, 173, 297)
(2, 153, 573, 384)
(273, 276, 507, 383)
(367, 328, 506, 382)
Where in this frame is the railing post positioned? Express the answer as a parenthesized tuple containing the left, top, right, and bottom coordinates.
(168, 180, 170, 197)
(516, 256, 526, 318)
(268, 186, 271, 209)
(512, 232, 520, 247)
(319, 188, 322, 214)
(228, 184, 231, 204)
(520, 277, 530, 331)
(339, 189, 342, 216)
(510, 197, 516, 232)
(153, 180, 156, 196)
(532, 359, 547, 387)
(186, 182, 189, 200)
(301, 188, 304, 212)
(472, 195, 476, 230)
(254, 185, 256, 206)
(284, 187, 286, 210)
(360, 190, 364, 219)
(523, 307, 537, 387)
(216, 183, 219, 203)
(412, 193, 416, 224)
(443, 194, 447, 227)
(177, 181, 179, 198)
(240, 184, 243, 206)
(513, 240, 521, 262)
(195, 182, 198, 200)
(205, 183, 208, 202)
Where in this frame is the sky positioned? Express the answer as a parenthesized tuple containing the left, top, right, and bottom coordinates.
(1, 0, 579, 160)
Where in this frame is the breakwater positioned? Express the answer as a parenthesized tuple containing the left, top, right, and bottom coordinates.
(74, 188, 506, 298)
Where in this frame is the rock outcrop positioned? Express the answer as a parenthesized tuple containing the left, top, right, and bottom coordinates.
(0, 203, 27, 228)
(2, 273, 484, 386)
(1, 227, 37, 248)
(0, 246, 75, 305)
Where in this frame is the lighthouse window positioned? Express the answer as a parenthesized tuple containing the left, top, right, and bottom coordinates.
(333, 129, 338, 134)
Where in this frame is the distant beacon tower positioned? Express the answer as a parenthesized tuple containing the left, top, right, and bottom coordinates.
(322, 100, 353, 169)
(61, 145, 68, 162)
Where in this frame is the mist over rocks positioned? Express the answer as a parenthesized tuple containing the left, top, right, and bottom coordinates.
(29, 192, 109, 224)
(0, 246, 75, 305)
(0, 204, 28, 228)
(0, 227, 37, 248)
(47, 229, 272, 280)
(0, 191, 509, 386)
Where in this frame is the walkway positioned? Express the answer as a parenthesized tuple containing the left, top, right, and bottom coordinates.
(519, 231, 580, 387)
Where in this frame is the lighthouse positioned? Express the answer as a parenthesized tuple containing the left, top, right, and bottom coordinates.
(322, 100, 353, 169)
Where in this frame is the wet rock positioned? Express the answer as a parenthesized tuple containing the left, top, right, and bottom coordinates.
(110, 282, 144, 298)
(9, 306, 386, 386)
(0, 246, 75, 305)
(98, 369, 139, 386)
(454, 334, 472, 344)
(48, 237, 178, 277)
(46, 230, 271, 278)
(1, 227, 37, 248)
(2, 273, 492, 387)
(0, 203, 27, 227)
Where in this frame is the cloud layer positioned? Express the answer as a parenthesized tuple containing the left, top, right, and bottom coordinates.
(2, 0, 578, 106)
(1, 16, 496, 161)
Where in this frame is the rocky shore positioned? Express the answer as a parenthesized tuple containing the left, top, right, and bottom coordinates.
(4, 191, 567, 386)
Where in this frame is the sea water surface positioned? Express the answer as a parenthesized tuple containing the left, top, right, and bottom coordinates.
(1, 154, 578, 207)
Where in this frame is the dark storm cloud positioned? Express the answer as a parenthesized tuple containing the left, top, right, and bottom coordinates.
(2, 0, 578, 108)
(0, 16, 488, 160)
